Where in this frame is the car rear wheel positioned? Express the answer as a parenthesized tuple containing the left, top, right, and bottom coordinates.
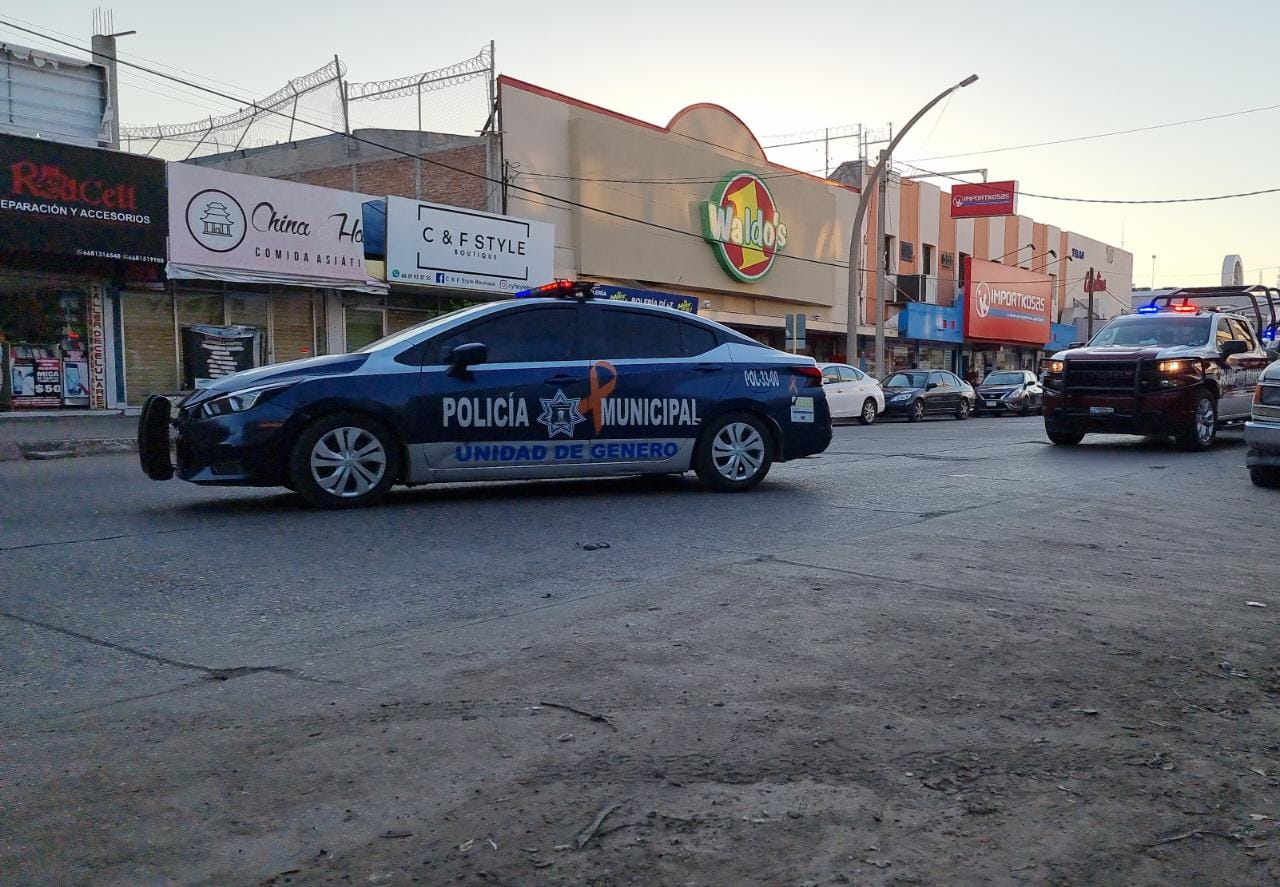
(908, 400, 926, 423)
(288, 413, 402, 508)
(1250, 466, 1280, 488)
(858, 398, 878, 425)
(955, 400, 970, 421)
(1047, 430, 1084, 446)
(1176, 392, 1217, 452)
(694, 412, 773, 492)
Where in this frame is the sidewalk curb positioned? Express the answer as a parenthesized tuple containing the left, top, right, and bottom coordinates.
(0, 438, 138, 462)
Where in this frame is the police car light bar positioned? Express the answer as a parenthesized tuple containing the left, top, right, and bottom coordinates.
(514, 280, 596, 300)
(1137, 303, 1160, 314)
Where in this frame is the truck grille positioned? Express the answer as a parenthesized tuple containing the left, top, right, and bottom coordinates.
(1065, 361, 1137, 391)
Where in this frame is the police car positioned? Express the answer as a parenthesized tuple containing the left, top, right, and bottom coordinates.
(138, 281, 833, 507)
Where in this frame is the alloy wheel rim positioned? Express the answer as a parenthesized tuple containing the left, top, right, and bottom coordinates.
(712, 422, 766, 481)
(1196, 400, 1215, 442)
(863, 401, 876, 422)
(914, 402, 924, 420)
(310, 427, 387, 497)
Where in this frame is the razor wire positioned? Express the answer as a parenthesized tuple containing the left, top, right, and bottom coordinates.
(119, 46, 493, 162)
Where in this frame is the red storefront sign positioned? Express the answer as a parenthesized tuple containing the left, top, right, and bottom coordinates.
(950, 180, 1018, 218)
(965, 259, 1052, 345)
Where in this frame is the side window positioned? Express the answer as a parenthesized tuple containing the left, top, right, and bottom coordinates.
(928, 372, 947, 388)
(822, 366, 842, 384)
(433, 306, 580, 364)
(1230, 318, 1257, 349)
(944, 372, 962, 386)
(838, 366, 859, 383)
(597, 308, 685, 359)
(848, 367, 866, 382)
(679, 320, 720, 357)
(1215, 320, 1235, 350)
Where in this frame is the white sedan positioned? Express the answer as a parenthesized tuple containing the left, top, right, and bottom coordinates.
(819, 363, 885, 424)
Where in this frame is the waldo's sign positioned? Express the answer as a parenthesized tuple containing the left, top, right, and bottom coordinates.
(700, 171, 787, 282)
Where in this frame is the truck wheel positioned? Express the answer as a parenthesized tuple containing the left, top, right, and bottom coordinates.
(1176, 392, 1217, 452)
(694, 412, 773, 492)
(1047, 430, 1084, 446)
(1250, 466, 1280, 488)
(288, 413, 402, 508)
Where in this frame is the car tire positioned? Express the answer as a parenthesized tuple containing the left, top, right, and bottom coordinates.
(858, 398, 878, 426)
(288, 412, 402, 508)
(694, 412, 773, 492)
(1250, 466, 1280, 488)
(1176, 391, 1217, 452)
(1047, 430, 1085, 446)
(908, 400, 926, 423)
(955, 400, 970, 421)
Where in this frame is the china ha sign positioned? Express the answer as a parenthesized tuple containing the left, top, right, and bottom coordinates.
(700, 171, 788, 283)
(965, 258, 1051, 345)
(950, 180, 1018, 219)
(167, 164, 374, 286)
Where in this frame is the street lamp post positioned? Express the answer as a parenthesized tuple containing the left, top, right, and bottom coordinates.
(845, 74, 979, 376)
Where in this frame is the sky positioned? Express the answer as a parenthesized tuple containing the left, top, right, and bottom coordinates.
(7, 0, 1280, 289)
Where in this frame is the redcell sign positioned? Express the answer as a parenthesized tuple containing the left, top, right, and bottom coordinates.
(950, 180, 1017, 218)
(965, 259, 1052, 345)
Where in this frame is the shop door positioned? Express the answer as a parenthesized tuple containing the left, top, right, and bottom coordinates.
(344, 307, 385, 352)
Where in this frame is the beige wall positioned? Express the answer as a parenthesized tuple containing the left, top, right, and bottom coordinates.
(500, 78, 860, 335)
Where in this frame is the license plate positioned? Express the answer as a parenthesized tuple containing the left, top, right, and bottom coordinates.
(985, 400, 997, 407)
(1089, 406, 1115, 416)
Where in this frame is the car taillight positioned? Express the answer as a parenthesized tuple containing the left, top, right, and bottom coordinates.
(792, 365, 823, 388)
(1256, 384, 1265, 405)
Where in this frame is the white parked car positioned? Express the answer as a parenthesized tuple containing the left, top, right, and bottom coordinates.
(819, 363, 885, 425)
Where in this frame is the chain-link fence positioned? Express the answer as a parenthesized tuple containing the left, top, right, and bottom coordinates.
(120, 45, 493, 161)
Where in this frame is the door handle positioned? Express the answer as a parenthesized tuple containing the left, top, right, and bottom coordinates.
(544, 373, 584, 384)
(694, 363, 723, 373)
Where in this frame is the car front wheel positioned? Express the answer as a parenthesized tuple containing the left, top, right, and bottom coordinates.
(908, 400, 925, 423)
(1176, 392, 1217, 452)
(694, 412, 773, 492)
(859, 398, 878, 426)
(289, 413, 402, 508)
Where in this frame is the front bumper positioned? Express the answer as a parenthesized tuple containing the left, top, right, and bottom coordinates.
(170, 400, 297, 486)
(1043, 386, 1199, 436)
(1246, 420, 1280, 467)
(882, 398, 917, 417)
(976, 393, 1024, 413)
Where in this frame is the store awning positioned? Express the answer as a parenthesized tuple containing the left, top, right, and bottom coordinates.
(166, 263, 388, 295)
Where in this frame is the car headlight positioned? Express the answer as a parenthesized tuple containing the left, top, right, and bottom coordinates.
(891, 393, 913, 403)
(1005, 389, 1024, 400)
(1044, 360, 1064, 374)
(201, 383, 292, 418)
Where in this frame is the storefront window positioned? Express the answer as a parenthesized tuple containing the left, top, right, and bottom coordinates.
(1, 278, 90, 410)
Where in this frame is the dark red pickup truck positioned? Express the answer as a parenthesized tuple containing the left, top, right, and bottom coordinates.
(1041, 286, 1278, 451)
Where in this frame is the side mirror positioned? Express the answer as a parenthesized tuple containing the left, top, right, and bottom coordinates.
(1222, 339, 1249, 357)
(926, 382, 940, 391)
(446, 342, 488, 378)
(1068, 342, 1085, 349)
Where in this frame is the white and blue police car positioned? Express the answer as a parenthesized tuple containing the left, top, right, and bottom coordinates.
(138, 281, 833, 507)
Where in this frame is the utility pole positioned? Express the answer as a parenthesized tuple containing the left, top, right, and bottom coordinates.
(844, 74, 979, 373)
(1086, 267, 1096, 339)
(873, 151, 889, 376)
(1151, 254, 1157, 289)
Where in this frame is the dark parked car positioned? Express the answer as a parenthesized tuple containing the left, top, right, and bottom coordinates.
(881, 370, 975, 422)
(975, 370, 1043, 416)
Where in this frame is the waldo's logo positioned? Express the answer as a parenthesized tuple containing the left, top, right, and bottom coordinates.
(700, 171, 787, 283)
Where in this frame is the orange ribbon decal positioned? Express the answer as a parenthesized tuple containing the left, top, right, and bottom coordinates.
(581, 360, 618, 434)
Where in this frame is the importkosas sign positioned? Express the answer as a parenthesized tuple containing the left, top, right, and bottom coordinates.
(950, 180, 1018, 219)
(168, 164, 376, 287)
(965, 258, 1052, 345)
(0, 132, 166, 263)
(385, 196, 554, 293)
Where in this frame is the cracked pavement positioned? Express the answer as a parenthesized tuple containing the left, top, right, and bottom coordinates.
(2, 416, 1278, 885)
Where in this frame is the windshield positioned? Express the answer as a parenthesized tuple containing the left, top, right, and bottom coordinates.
(357, 303, 493, 353)
(884, 372, 930, 388)
(983, 372, 1024, 386)
(1089, 316, 1212, 348)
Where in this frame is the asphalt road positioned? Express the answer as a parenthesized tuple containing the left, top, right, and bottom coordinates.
(2, 416, 1277, 886)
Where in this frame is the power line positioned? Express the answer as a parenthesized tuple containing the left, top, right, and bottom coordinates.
(903, 100, 1280, 163)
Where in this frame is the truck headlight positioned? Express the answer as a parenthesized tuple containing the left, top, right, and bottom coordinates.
(1157, 360, 1186, 373)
